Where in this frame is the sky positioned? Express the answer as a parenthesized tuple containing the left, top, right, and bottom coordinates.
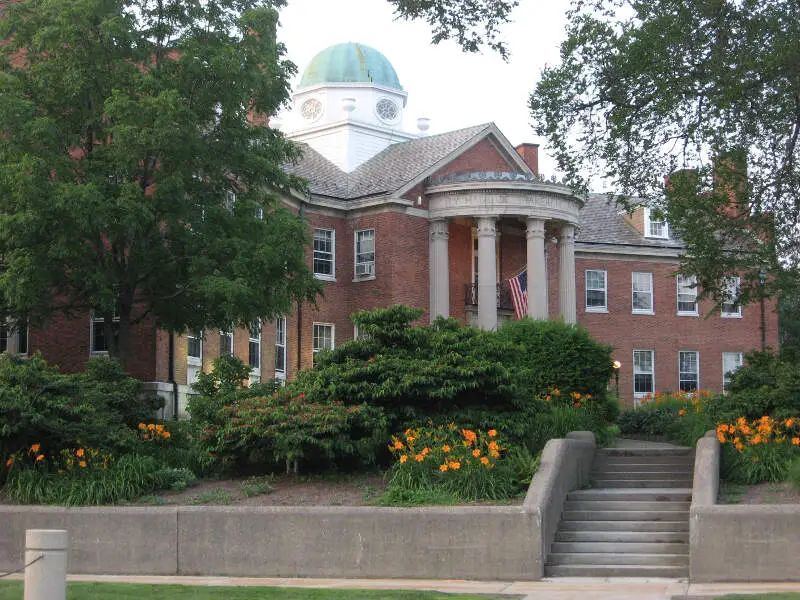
(275, 0, 572, 177)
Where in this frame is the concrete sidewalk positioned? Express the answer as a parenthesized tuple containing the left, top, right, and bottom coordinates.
(7, 574, 800, 599)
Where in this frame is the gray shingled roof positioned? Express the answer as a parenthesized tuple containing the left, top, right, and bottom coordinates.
(285, 123, 492, 200)
(577, 193, 684, 249)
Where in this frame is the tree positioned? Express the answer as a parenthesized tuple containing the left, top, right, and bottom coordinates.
(0, 0, 320, 365)
(530, 0, 800, 306)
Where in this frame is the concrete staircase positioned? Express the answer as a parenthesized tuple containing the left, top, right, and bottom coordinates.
(545, 445, 694, 578)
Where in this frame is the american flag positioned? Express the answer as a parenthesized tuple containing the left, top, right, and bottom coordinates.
(508, 270, 528, 319)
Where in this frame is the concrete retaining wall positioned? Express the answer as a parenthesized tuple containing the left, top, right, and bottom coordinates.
(690, 430, 800, 582)
(524, 431, 596, 578)
(0, 431, 596, 580)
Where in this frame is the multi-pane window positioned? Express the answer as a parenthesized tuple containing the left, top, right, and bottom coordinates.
(677, 275, 698, 315)
(679, 351, 700, 392)
(722, 351, 744, 393)
(721, 276, 742, 317)
(248, 323, 261, 384)
(219, 328, 233, 356)
(313, 228, 335, 278)
(354, 229, 376, 278)
(91, 311, 119, 353)
(633, 350, 654, 400)
(644, 207, 669, 239)
(275, 317, 286, 380)
(585, 270, 608, 311)
(312, 323, 334, 364)
(0, 321, 27, 354)
(187, 331, 203, 364)
(632, 272, 654, 313)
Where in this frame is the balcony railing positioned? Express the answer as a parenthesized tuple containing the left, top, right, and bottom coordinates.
(464, 282, 516, 312)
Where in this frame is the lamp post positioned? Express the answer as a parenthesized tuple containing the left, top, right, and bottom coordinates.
(612, 360, 622, 404)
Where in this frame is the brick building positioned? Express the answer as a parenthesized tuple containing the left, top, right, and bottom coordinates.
(8, 42, 779, 415)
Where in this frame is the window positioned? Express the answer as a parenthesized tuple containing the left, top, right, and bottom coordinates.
(187, 331, 203, 365)
(312, 323, 334, 363)
(224, 190, 236, 213)
(354, 229, 376, 279)
(313, 228, 335, 278)
(722, 351, 744, 393)
(632, 272, 654, 313)
(721, 276, 742, 317)
(644, 207, 669, 239)
(219, 327, 233, 356)
(275, 317, 286, 380)
(633, 350, 654, 400)
(248, 323, 261, 384)
(91, 311, 119, 354)
(0, 321, 28, 355)
(679, 351, 699, 392)
(585, 270, 607, 312)
(677, 275, 698, 315)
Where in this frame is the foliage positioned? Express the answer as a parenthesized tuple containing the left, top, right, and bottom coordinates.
(0, 0, 320, 365)
(531, 0, 799, 302)
(0, 353, 161, 475)
(618, 392, 714, 438)
(716, 416, 800, 484)
(388, 0, 518, 59)
(788, 456, 800, 492)
(383, 424, 535, 502)
(721, 351, 800, 421)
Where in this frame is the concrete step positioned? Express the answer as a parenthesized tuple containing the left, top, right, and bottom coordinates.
(551, 541, 689, 554)
(547, 552, 689, 566)
(567, 489, 692, 502)
(598, 448, 693, 457)
(555, 530, 689, 543)
(592, 478, 693, 488)
(544, 564, 689, 578)
(563, 500, 691, 512)
(558, 520, 689, 532)
(591, 470, 692, 480)
(562, 510, 688, 521)
(592, 462, 695, 472)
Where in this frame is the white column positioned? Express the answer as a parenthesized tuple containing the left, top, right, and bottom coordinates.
(25, 529, 67, 600)
(559, 223, 577, 324)
(526, 218, 548, 319)
(477, 216, 498, 330)
(429, 219, 449, 322)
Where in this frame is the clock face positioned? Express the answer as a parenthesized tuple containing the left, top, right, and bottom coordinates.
(301, 98, 323, 121)
(376, 98, 399, 122)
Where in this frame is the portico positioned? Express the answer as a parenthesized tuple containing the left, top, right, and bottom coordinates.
(426, 172, 583, 330)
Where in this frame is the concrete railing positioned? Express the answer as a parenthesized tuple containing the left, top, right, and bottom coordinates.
(0, 431, 597, 580)
(690, 430, 800, 582)
(524, 431, 596, 578)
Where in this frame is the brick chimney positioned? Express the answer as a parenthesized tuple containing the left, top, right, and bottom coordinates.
(713, 149, 748, 218)
(515, 143, 539, 176)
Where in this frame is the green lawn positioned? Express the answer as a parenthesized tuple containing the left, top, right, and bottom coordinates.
(0, 582, 506, 600)
(718, 595, 800, 600)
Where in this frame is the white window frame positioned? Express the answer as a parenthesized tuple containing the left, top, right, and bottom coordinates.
(354, 228, 376, 280)
(585, 269, 608, 312)
(0, 320, 28, 355)
(632, 272, 654, 314)
(90, 310, 120, 354)
(274, 316, 287, 381)
(721, 276, 743, 318)
(312, 322, 335, 363)
(633, 349, 655, 404)
(644, 207, 669, 239)
(676, 274, 699, 316)
(248, 323, 261, 384)
(679, 350, 700, 393)
(219, 327, 234, 357)
(722, 351, 744, 393)
(187, 331, 203, 366)
(313, 228, 336, 280)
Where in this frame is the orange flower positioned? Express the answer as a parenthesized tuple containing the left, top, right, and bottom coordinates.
(572, 392, 581, 399)
(462, 429, 477, 442)
(573, 402, 580, 408)
(415, 454, 424, 462)
(79, 461, 87, 468)
(441, 444, 451, 453)
(421, 447, 431, 455)
(392, 440, 404, 450)
(487, 429, 497, 438)
(472, 449, 481, 457)
(717, 432, 726, 443)
(448, 461, 461, 470)
(162, 431, 171, 439)
(35, 454, 45, 462)
(679, 409, 686, 416)
(138, 423, 147, 430)
(786, 418, 795, 428)
(147, 423, 156, 431)
(489, 449, 500, 458)
(30, 444, 40, 454)
(406, 435, 416, 443)
(553, 388, 560, 395)
(76, 448, 85, 457)
(480, 456, 490, 465)
(399, 455, 408, 463)
(792, 438, 800, 446)
(586, 394, 592, 399)
(439, 464, 448, 472)
(488, 441, 499, 451)
(5, 458, 13, 467)
(544, 395, 551, 401)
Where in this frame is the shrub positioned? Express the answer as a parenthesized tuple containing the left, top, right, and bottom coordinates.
(788, 456, 800, 492)
(617, 391, 715, 446)
(716, 416, 800, 483)
(720, 351, 800, 421)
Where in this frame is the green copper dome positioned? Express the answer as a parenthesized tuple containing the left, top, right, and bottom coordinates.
(299, 43, 403, 91)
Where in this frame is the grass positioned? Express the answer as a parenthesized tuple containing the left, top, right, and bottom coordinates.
(374, 487, 460, 506)
(187, 488, 231, 505)
(718, 481, 747, 504)
(240, 475, 274, 498)
(0, 582, 508, 600)
(718, 595, 800, 600)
